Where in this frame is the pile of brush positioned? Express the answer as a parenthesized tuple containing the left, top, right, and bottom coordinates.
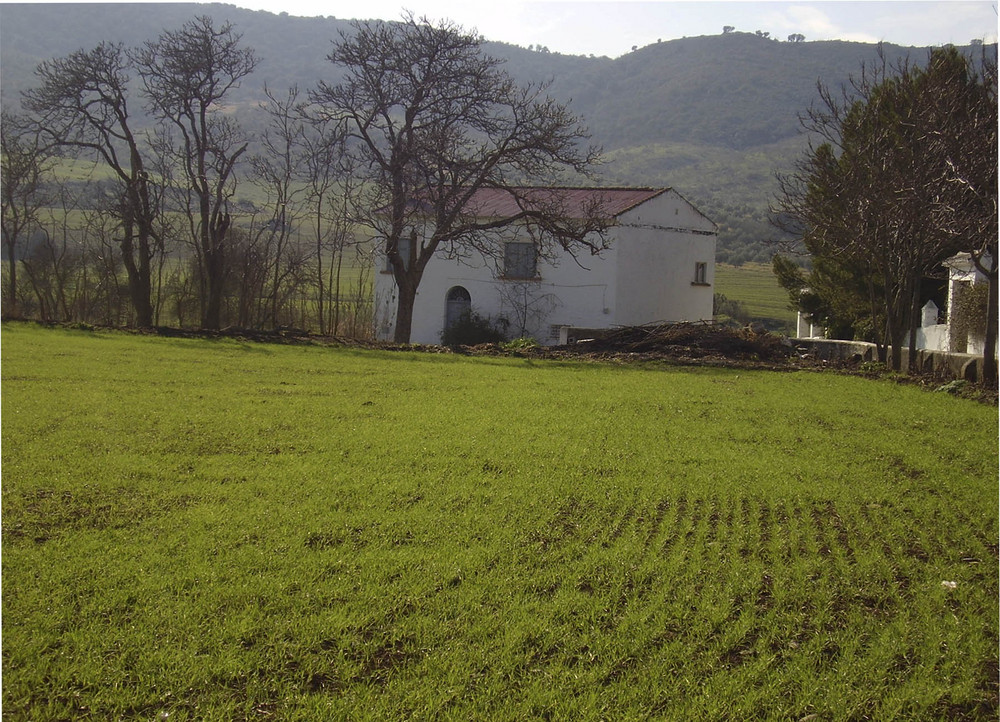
(570, 321, 793, 362)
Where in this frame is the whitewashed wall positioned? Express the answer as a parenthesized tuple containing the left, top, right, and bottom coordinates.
(614, 190, 716, 327)
(374, 190, 717, 345)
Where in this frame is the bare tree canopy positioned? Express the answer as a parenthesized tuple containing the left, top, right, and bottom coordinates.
(23, 42, 162, 327)
(308, 14, 606, 343)
(135, 16, 258, 330)
(1, 111, 51, 315)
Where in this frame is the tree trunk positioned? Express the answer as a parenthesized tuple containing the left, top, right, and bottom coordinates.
(333, 247, 344, 336)
(907, 284, 922, 374)
(202, 213, 231, 330)
(889, 338, 903, 371)
(983, 272, 998, 386)
(127, 271, 155, 327)
(393, 282, 417, 344)
(201, 237, 226, 330)
(5, 245, 17, 315)
(883, 268, 913, 372)
(886, 310, 906, 372)
(315, 213, 325, 335)
(202, 250, 225, 330)
(120, 233, 155, 328)
(389, 238, 425, 343)
(270, 215, 286, 329)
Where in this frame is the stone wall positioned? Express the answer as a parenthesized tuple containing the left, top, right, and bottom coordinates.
(793, 338, 986, 382)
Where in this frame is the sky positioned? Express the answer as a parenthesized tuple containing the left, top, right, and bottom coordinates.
(222, 0, 999, 58)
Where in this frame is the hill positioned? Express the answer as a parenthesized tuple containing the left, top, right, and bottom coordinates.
(1, 4, 992, 264)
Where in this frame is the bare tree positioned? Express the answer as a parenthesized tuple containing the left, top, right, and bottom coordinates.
(300, 115, 357, 336)
(248, 86, 311, 328)
(308, 14, 607, 343)
(23, 42, 161, 326)
(79, 205, 130, 325)
(1, 111, 51, 316)
(135, 16, 258, 330)
(21, 182, 84, 323)
(498, 280, 561, 340)
(250, 85, 363, 335)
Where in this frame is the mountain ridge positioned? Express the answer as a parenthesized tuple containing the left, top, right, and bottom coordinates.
(1, 3, 993, 264)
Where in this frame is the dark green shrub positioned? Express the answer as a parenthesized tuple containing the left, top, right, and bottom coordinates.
(441, 310, 508, 346)
(713, 293, 752, 326)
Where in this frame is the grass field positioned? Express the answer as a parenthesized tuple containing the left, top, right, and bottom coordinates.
(2, 323, 997, 720)
(714, 262, 797, 330)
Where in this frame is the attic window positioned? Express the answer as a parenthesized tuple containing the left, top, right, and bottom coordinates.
(692, 262, 708, 286)
(503, 242, 538, 280)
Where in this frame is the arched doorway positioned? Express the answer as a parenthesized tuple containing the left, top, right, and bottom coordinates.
(445, 286, 471, 330)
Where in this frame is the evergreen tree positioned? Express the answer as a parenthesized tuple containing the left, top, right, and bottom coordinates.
(773, 46, 997, 374)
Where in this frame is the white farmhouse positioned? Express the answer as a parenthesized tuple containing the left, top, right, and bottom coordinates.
(374, 187, 717, 345)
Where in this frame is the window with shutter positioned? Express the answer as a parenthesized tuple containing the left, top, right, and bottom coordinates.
(503, 242, 537, 279)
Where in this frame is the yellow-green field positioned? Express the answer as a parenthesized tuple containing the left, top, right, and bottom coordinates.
(2, 323, 997, 720)
(714, 262, 796, 328)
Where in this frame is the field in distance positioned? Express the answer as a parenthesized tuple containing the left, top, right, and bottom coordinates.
(2, 323, 996, 720)
(714, 262, 796, 331)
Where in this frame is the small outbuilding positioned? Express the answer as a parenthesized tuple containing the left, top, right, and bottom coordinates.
(920, 252, 995, 355)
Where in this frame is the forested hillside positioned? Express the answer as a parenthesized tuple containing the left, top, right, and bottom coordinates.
(1, 3, 990, 263)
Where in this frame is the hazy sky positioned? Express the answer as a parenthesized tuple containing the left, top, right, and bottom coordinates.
(223, 0, 999, 57)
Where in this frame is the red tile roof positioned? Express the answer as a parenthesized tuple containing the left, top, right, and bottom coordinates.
(463, 187, 669, 219)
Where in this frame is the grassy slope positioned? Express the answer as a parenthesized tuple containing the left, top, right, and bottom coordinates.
(2, 323, 997, 720)
(714, 262, 796, 327)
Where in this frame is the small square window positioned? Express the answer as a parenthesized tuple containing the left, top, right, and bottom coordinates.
(504, 242, 537, 279)
(385, 233, 413, 272)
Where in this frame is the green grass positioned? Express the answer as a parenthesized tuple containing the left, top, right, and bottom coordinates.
(2, 322, 997, 720)
(715, 262, 797, 328)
